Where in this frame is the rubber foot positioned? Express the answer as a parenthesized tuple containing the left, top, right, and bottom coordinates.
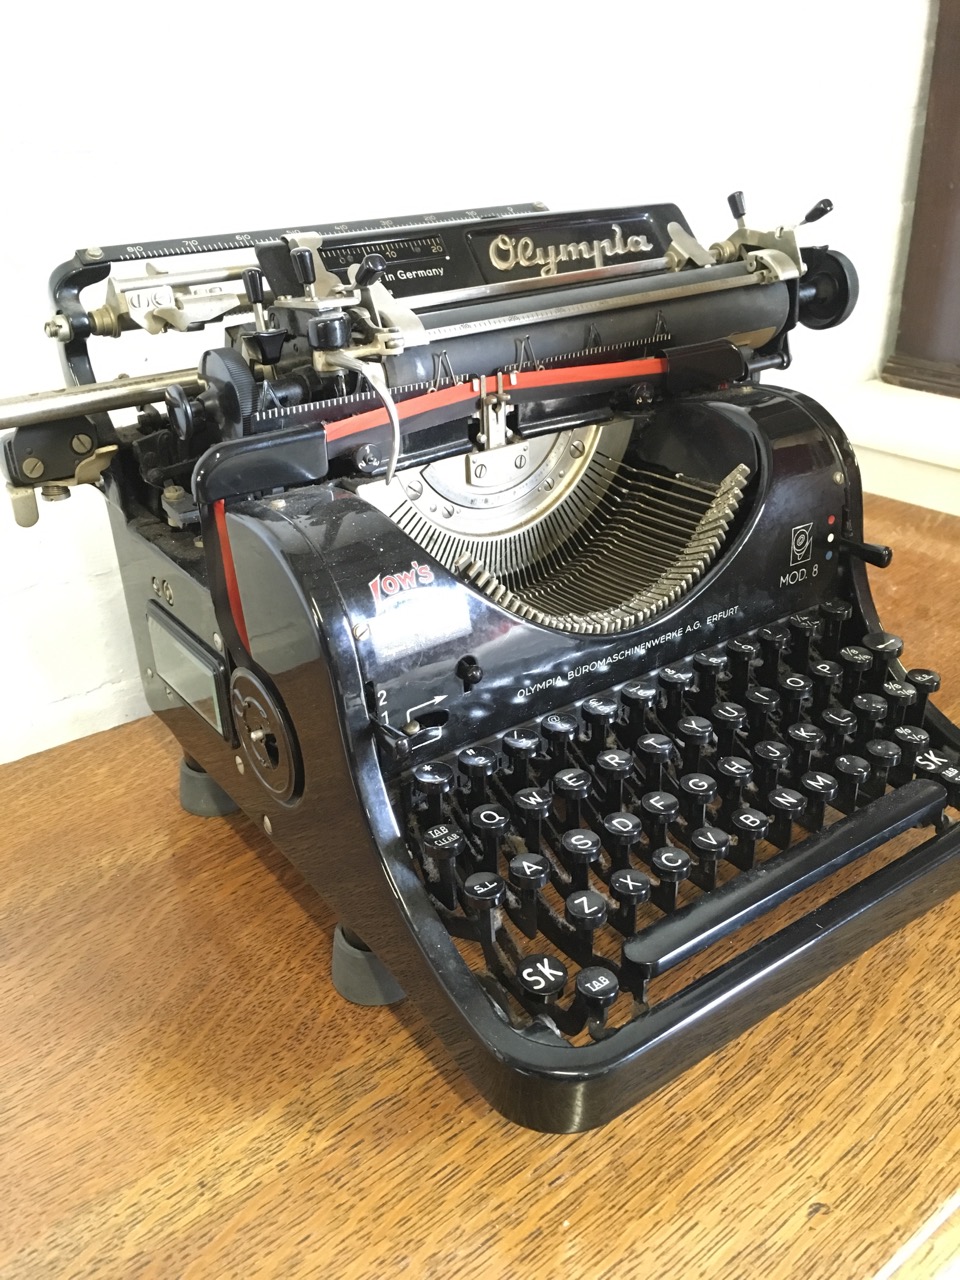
(178, 758, 239, 818)
(331, 925, 405, 1006)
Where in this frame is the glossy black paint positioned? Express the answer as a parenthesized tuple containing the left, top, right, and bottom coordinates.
(103, 379, 960, 1131)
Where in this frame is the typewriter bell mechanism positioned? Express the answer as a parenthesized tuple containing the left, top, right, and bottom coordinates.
(4, 194, 959, 1131)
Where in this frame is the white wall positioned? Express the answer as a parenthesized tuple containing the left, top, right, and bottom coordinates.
(0, 0, 945, 763)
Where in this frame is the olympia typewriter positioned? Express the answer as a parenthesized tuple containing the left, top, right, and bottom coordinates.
(3, 193, 959, 1131)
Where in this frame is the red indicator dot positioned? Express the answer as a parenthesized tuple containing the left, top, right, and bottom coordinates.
(827, 514, 836, 525)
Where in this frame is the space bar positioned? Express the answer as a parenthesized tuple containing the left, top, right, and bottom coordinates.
(622, 779, 947, 980)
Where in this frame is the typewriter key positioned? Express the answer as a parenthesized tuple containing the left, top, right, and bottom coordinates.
(913, 746, 951, 781)
(852, 693, 888, 748)
(785, 722, 825, 779)
(677, 715, 714, 775)
(892, 724, 930, 784)
(640, 791, 680, 852)
(839, 645, 872, 704)
(565, 888, 608, 933)
(778, 672, 812, 724)
(744, 686, 779, 742)
(620, 681, 659, 740)
(810, 659, 842, 716)
(882, 678, 916, 728)
(514, 786, 553, 854)
(716, 755, 754, 820)
(502, 728, 541, 791)
(862, 631, 904, 692)
(581, 696, 619, 757)
(905, 668, 941, 724)
(788, 611, 821, 670)
(560, 828, 602, 890)
(541, 713, 579, 767)
(423, 823, 466, 910)
(458, 745, 498, 807)
(729, 807, 770, 869)
(689, 826, 731, 891)
(552, 766, 593, 831)
(753, 740, 791, 796)
(413, 761, 455, 827)
(575, 966, 620, 1014)
(516, 953, 568, 1005)
(821, 706, 856, 754)
(470, 803, 511, 871)
(757, 624, 790, 687)
(819, 598, 853, 657)
(711, 701, 747, 756)
(637, 732, 675, 792)
(864, 738, 901, 798)
(767, 786, 806, 848)
(658, 666, 694, 722)
(650, 847, 692, 912)
(800, 770, 839, 829)
(939, 765, 960, 808)
(601, 811, 644, 869)
(693, 651, 727, 715)
(609, 867, 652, 933)
(462, 872, 506, 911)
(678, 772, 717, 830)
(596, 748, 634, 811)
(725, 636, 759, 701)
(509, 851, 551, 891)
(834, 754, 871, 813)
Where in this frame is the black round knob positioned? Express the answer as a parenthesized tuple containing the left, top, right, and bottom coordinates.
(242, 266, 265, 306)
(651, 846, 691, 884)
(164, 384, 197, 443)
(455, 655, 483, 691)
(423, 822, 465, 861)
(601, 811, 644, 867)
(517, 953, 567, 1003)
(768, 785, 806, 847)
(509, 851, 551, 891)
(565, 888, 608, 931)
(576, 966, 620, 1011)
(462, 871, 506, 910)
(307, 314, 351, 351)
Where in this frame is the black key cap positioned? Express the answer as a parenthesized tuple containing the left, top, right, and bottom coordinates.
(864, 738, 901, 798)
(413, 761, 455, 827)
(658, 664, 694, 722)
(679, 772, 717, 830)
(892, 724, 930, 784)
(470, 802, 511, 870)
(758, 623, 790, 687)
(852, 692, 888, 748)
(541, 712, 578, 767)
(779, 672, 813, 724)
(862, 630, 904, 692)
(620, 680, 658, 741)
(559, 828, 602, 890)
(839, 645, 872, 704)
(552, 766, 592, 831)
(575, 966, 620, 1016)
(800, 769, 839, 830)
(565, 888, 608, 934)
(458, 745, 498, 807)
(514, 785, 553, 853)
(905, 668, 941, 725)
(609, 867, 652, 933)
(834, 753, 870, 813)
(712, 701, 747, 756)
(693, 651, 727, 715)
(725, 636, 759, 700)
(913, 745, 951, 781)
(940, 765, 960, 808)
(423, 822, 466, 909)
(650, 846, 692, 912)
(690, 825, 731, 891)
(819, 597, 853, 657)
(882, 677, 917, 728)
(767, 785, 807, 848)
(581, 695, 619, 757)
(637, 732, 675, 792)
(516, 952, 567, 1006)
(501, 728, 541, 792)
(640, 790, 680, 851)
(677, 714, 714, 774)
(508, 850, 552, 937)
(810, 659, 841, 716)
(729, 807, 771, 869)
(786, 722, 826, 779)
(601, 811, 644, 870)
(754, 740, 792, 795)
(463, 871, 506, 961)
(788, 611, 821, 670)
(596, 748, 634, 812)
(821, 706, 856, 754)
(745, 686, 780, 743)
(716, 755, 754, 820)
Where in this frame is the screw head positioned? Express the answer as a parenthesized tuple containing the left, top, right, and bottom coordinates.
(213, 633, 223, 653)
(474, 463, 487, 479)
(441, 504, 455, 519)
(22, 457, 44, 480)
(570, 439, 586, 458)
(151, 577, 161, 595)
(263, 816, 273, 835)
(162, 580, 174, 606)
(353, 623, 369, 641)
(235, 755, 245, 774)
(85, 247, 104, 260)
(70, 434, 93, 455)
(833, 471, 844, 485)
(405, 480, 423, 500)
(145, 668, 153, 679)
(514, 455, 527, 470)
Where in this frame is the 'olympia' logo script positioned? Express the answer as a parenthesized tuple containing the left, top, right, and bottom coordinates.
(368, 560, 434, 606)
(487, 224, 654, 278)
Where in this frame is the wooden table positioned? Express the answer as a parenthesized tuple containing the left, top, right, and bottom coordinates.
(2, 495, 959, 1280)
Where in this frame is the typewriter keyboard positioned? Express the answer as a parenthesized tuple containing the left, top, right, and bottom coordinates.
(401, 602, 960, 1044)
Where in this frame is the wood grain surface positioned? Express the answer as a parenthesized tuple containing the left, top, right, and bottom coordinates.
(1, 494, 959, 1280)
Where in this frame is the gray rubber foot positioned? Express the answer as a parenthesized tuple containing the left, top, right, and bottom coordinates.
(178, 758, 239, 818)
(331, 925, 405, 1006)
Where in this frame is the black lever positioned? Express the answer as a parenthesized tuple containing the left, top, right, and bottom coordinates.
(290, 247, 317, 295)
(241, 267, 268, 333)
(355, 253, 388, 288)
(801, 198, 834, 226)
(727, 191, 746, 222)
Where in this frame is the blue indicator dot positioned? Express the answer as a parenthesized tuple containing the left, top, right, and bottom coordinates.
(825, 550, 833, 561)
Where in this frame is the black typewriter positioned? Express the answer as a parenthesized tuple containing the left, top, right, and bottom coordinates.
(3, 193, 958, 1131)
